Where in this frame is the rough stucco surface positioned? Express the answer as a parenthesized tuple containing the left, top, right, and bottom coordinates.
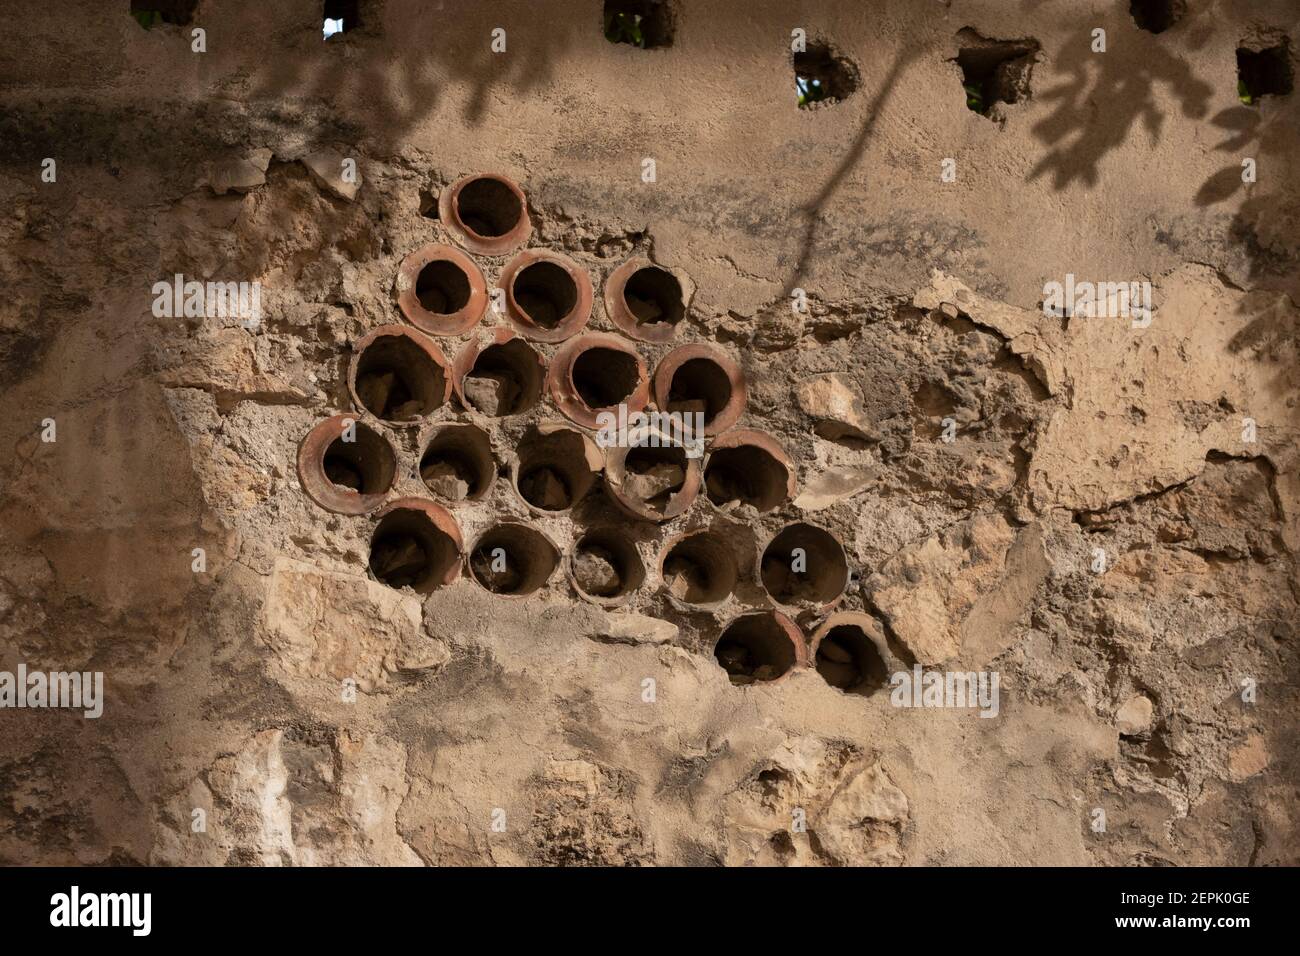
(0, 0, 1297, 866)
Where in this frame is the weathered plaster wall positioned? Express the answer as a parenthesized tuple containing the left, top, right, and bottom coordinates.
(0, 0, 1296, 865)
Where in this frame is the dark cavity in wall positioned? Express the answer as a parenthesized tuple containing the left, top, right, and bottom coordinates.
(604, 0, 675, 49)
(794, 42, 859, 108)
(1237, 41, 1294, 105)
(324, 0, 361, 37)
(1129, 0, 1185, 35)
(955, 28, 1040, 117)
(131, 0, 197, 27)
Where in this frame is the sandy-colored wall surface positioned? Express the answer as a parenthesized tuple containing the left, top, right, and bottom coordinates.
(0, 0, 1296, 865)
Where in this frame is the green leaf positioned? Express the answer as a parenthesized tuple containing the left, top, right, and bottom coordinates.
(131, 10, 162, 30)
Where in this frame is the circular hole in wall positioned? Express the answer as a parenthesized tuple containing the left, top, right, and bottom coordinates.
(660, 529, 738, 605)
(468, 523, 560, 596)
(419, 424, 495, 502)
(456, 177, 525, 239)
(714, 612, 802, 685)
(813, 622, 888, 696)
(572, 347, 640, 409)
(513, 261, 579, 331)
(462, 339, 544, 416)
(705, 442, 791, 512)
(621, 444, 688, 515)
(322, 424, 395, 495)
(760, 523, 848, 608)
(515, 428, 601, 513)
(416, 260, 472, 315)
(623, 266, 685, 331)
(569, 530, 645, 603)
(353, 333, 449, 422)
(368, 505, 462, 594)
(668, 358, 732, 427)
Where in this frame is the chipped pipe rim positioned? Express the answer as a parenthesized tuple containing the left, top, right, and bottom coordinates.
(757, 519, 850, 613)
(652, 342, 748, 437)
(603, 256, 689, 343)
(297, 413, 397, 516)
(450, 327, 547, 417)
(545, 331, 651, 429)
(437, 173, 533, 256)
(369, 495, 466, 591)
(603, 428, 703, 522)
(713, 609, 809, 685)
(464, 519, 562, 599)
(415, 420, 499, 503)
(499, 248, 595, 343)
(703, 427, 798, 509)
(347, 323, 454, 425)
(565, 526, 647, 608)
(395, 242, 489, 336)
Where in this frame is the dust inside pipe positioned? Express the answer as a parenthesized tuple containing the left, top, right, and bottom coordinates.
(793, 41, 860, 108)
(1129, 0, 1185, 34)
(571, 347, 639, 408)
(623, 266, 684, 329)
(955, 31, 1040, 115)
(662, 531, 738, 604)
(1237, 44, 1294, 104)
(354, 335, 446, 421)
(513, 261, 578, 330)
(704, 444, 788, 511)
(322, 424, 394, 493)
(603, 0, 676, 49)
(322, 0, 359, 37)
(456, 177, 523, 238)
(463, 339, 543, 416)
(516, 430, 599, 511)
(572, 530, 644, 599)
(469, 525, 558, 596)
(667, 357, 732, 426)
(131, 0, 197, 27)
(420, 425, 494, 502)
(415, 260, 471, 315)
(368, 508, 459, 594)
(761, 523, 848, 606)
(714, 614, 798, 685)
(815, 624, 888, 695)
(621, 444, 687, 512)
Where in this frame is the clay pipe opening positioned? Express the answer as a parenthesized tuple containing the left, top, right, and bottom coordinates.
(438, 173, 532, 256)
(713, 611, 807, 686)
(546, 332, 650, 429)
(467, 522, 560, 597)
(809, 614, 890, 696)
(653, 344, 747, 436)
(567, 529, 645, 605)
(348, 324, 452, 424)
(512, 425, 603, 514)
(604, 258, 688, 342)
(703, 429, 796, 512)
(453, 332, 545, 417)
(605, 438, 701, 522)
(368, 498, 464, 594)
(659, 527, 739, 606)
(419, 423, 496, 503)
(395, 243, 488, 336)
(501, 250, 593, 342)
(297, 414, 397, 515)
(760, 522, 849, 610)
